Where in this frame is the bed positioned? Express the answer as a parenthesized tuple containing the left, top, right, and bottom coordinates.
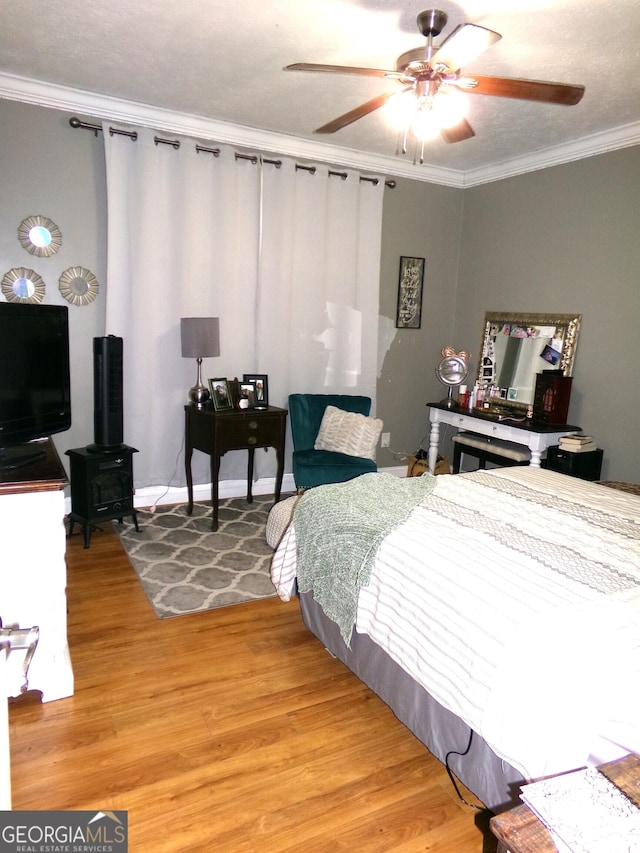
(271, 467, 640, 812)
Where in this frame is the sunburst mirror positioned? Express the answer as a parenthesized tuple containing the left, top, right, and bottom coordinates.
(59, 266, 99, 306)
(17, 215, 62, 258)
(1, 267, 46, 303)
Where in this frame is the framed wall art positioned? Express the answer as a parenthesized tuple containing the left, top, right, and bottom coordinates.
(208, 378, 232, 411)
(243, 373, 268, 409)
(396, 256, 425, 329)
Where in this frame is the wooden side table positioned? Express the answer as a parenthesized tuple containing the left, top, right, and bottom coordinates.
(184, 404, 287, 531)
(490, 754, 640, 852)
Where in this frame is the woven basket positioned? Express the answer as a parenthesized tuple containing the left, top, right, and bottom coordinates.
(407, 455, 450, 477)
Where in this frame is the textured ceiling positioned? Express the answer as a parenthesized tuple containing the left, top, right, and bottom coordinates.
(2, 0, 640, 184)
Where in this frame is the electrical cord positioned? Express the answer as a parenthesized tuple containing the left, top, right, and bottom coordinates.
(444, 728, 485, 811)
(149, 433, 185, 512)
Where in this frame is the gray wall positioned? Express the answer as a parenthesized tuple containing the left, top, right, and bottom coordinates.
(454, 148, 640, 483)
(1, 97, 638, 484)
(376, 177, 463, 468)
(0, 100, 107, 471)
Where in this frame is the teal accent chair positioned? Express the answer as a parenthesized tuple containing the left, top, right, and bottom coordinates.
(288, 393, 377, 490)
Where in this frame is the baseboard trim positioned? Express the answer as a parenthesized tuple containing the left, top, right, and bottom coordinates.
(63, 467, 407, 515)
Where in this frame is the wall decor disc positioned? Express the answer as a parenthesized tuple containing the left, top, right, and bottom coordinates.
(17, 215, 62, 258)
(1, 267, 46, 303)
(59, 266, 99, 306)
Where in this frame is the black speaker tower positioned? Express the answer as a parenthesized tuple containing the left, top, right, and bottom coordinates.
(89, 335, 124, 452)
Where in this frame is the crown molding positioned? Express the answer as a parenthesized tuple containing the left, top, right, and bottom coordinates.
(1, 71, 639, 189)
(462, 121, 640, 187)
(0, 72, 464, 187)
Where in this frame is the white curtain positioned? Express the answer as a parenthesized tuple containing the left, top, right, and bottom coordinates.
(103, 126, 384, 489)
(257, 161, 384, 403)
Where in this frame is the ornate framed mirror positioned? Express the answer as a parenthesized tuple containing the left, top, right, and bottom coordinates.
(17, 215, 62, 258)
(59, 266, 99, 306)
(1, 267, 46, 303)
(476, 312, 581, 411)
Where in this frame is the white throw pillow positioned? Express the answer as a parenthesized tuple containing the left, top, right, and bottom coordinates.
(314, 405, 383, 462)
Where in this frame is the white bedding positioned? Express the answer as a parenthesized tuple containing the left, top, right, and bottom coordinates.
(271, 467, 640, 782)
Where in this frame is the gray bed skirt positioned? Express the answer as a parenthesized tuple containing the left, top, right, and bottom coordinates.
(298, 590, 525, 813)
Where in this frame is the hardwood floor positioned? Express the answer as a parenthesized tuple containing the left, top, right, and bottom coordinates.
(9, 519, 496, 852)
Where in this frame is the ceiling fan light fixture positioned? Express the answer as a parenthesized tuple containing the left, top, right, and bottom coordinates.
(384, 90, 419, 131)
(412, 104, 441, 141)
(433, 88, 469, 129)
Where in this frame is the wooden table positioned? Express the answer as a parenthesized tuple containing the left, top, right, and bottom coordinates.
(490, 754, 640, 852)
(184, 404, 287, 530)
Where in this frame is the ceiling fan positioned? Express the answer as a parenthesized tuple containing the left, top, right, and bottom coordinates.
(285, 9, 585, 158)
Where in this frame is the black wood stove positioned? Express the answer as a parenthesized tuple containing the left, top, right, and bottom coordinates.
(66, 445, 139, 548)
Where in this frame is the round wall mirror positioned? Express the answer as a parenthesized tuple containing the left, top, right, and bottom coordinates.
(59, 266, 99, 306)
(18, 215, 62, 258)
(1, 267, 46, 303)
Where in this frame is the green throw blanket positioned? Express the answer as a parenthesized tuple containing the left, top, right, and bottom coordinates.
(293, 472, 437, 645)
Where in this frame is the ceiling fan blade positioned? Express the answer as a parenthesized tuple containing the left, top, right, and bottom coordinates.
(315, 90, 399, 134)
(440, 118, 476, 144)
(285, 62, 402, 80)
(460, 75, 585, 105)
(432, 23, 501, 70)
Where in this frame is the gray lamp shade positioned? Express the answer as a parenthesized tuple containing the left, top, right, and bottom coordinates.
(180, 317, 220, 358)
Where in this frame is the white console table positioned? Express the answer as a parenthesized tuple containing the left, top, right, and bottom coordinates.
(427, 402, 580, 473)
(0, 643, 10, 808)
(0, 438, 74, 703)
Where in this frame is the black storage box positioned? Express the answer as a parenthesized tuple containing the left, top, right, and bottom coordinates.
(544, 445, 603, 481)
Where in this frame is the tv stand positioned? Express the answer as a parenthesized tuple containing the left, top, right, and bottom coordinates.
(0, 438, 74, 702)
(0, 443, 47, 472)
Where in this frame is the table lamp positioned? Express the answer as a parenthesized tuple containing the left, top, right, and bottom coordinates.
(180, 317, 220, 407)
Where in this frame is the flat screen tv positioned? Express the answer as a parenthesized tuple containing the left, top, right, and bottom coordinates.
(0, 302, 71, 469)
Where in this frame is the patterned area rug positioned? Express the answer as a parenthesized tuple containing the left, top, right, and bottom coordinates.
(114, 496, 278, 618)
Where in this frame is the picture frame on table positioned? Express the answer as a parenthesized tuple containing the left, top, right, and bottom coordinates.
(208, 378, 232, 411)
(396, 256, 425, 329)
(243, 374, 269, 409)
(238, 381, 256, 409)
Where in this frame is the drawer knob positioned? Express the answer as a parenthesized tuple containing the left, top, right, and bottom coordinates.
(248, 436, 257, 445)
(248, 420, 258, 430)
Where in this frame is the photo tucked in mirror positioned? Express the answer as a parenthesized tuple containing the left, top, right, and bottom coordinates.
(476, 312, 581, 411)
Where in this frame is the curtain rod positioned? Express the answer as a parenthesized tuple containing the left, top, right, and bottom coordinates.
(69, 117, 396, 188)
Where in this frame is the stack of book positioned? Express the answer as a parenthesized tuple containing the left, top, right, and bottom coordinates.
(559, 433, 598, 453)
